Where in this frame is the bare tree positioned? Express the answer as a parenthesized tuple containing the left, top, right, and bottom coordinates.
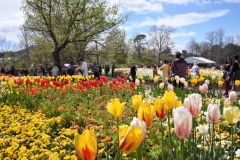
(0, 36, 11, 68)
(18, 28, 33, 67)
(148, 25, 175, 66)
(205, 31, 217, 60)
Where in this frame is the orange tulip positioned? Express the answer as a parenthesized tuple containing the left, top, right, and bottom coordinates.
(138, 101, 154, 127)
(74, 130, 97, 160)
(155, 98, 168, 119)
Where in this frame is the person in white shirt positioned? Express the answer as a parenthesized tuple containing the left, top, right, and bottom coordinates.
(79, 58, 88, 76)
(51, 63, 59, 77)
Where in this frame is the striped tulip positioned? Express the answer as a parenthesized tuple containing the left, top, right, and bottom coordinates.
(173, 106, 192, 139)
(207, 104, 221, 123)
(119, 125, 144, 154)
(132, 95, 142, 111)
(130, 117, 146, 142)
(155, 98, 168, 119)
(184, 93, 202, 117)
(107, 98, 126, 118)
(74, 130, 97, 160)
(138, 101, 154, 127)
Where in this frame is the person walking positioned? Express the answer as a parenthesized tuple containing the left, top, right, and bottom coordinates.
(91, 61, 100, 79)
(170, 52, 188, 88)
(160, 60, 169, 84)
(191, 60, 200, 76)
(111, 64, 115, 77)
(79, 58, 88, 76)
(227, 54, 240, 91)
(130, 62, 137, 83)
(223, 56, 232, 96)
(105, 65, 110, 76)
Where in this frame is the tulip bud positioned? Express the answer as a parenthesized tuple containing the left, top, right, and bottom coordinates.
(135, 79, 140, 86)
(119, 125, 144, 154)
(205, 80, 210, 85)
(184, 82, 188, 88)
(184, 93, 202, 117)
(74, 130, 97, 160)
(207, 104, 221, 123)
(132, 95, 142, 111)
(229, 91, 237, 103)
(159, 83, 165, 89)
(168, 84, 173, 91)
(130, 117, 146, 142)
(173, 106, 192, 139)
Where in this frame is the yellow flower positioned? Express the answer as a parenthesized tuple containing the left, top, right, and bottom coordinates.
(132, 95, 142, 111)
(107, 98, 126, 118)
(162, 91, 177, 110)
(218, 80, 223, 87)
(142, 80, 145, 84)
(155, 98, 168, 119)
(119, 125, 144, 154)
(138, 101, 154, 127)
(74, 129, 97, 160)
(223, 106, 240, 124)
(49, 152, 60, 160)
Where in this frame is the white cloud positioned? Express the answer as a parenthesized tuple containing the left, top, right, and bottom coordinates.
(108, 0, 164, 13)
(222, 0, 240, 3)
(150, 0, 196, 5)
(0, 0, 24, 43)
(137, 9, 230, 28)
(172, 31, 196, 37)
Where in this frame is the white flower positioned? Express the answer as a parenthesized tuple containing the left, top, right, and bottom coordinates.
(197, 125, 209, 136)
(205, 79, 210, 85)
(135, 79, 140, 86)
(168, 84, 173, 91)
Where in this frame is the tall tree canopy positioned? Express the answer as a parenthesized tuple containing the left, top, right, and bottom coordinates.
(22, 0, 127, 71)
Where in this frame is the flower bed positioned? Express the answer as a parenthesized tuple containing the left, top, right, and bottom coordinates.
(0, 73, 239, 160)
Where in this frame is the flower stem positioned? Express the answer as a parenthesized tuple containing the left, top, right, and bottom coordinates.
(231, 125, 234, 160)
(193, 118, 195, 160)
(167, 112, 172, 151)
(211, 123, 214, 159)
(117, 118, 121, 160)
(161, 119, 164, 160)
(181, 138, 184, 160)
(137, 142, 143, 160)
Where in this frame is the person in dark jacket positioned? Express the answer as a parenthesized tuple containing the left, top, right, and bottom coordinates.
(170, 52, 188, 88)
(130, 62, 137, 83)
(227, 54, 240, 91)
(223, 56, 232, 96)
(91, 61, 100, 79)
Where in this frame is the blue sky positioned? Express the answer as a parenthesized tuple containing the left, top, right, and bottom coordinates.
(0, 0, 240, 52)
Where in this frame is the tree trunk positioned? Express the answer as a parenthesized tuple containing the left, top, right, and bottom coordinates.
(158, 53, 161, 67)
(52, 50, 62, 74)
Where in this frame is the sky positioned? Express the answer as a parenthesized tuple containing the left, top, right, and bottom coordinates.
(0, 0, 240, 52)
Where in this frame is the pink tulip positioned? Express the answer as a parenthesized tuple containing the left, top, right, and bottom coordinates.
(173, 106, 192, 139)
(184, 93, 202, 117)
(229, 91, 237, 103)
(207, 104, 221, 123)
(202, 84, 208, 92)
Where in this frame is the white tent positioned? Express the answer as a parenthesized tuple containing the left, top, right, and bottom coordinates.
(184, 57, 216, 67)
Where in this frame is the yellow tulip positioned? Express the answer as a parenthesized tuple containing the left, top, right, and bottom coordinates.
(138, 101, 154, 127)
(119, 125, 144, 154)
(223, 107, 240, 124)
(218, 80, 223, 87)
(8, 79, 15, 87)
(49, 152, 60, 160)
(132, 95, 142, 111)
(162, 91, 177, 110)
(155, 98, 168, 119)
(107, 98, 126, 118)
(74, 130, 97, 160)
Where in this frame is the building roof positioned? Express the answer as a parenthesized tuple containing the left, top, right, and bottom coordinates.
(184, 57, 216, 64)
